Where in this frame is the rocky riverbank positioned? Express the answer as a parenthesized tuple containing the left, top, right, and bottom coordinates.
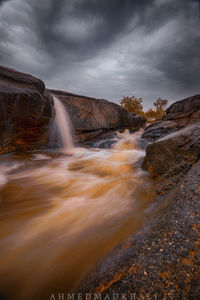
(1, 64, 199, 299)
(0, 65, 145, 152)
(77, 94, 200, 299)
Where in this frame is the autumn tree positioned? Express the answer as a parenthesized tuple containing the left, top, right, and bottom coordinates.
(154, 98, 168, 111)
(120, 96, 144, 116)
(120, 96, 168, 123)
(144, 108, 158, 123)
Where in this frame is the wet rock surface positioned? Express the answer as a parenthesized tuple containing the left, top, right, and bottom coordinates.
(0, 66, 54, 152)
(142, 120, 180, 141)
(49, 89, 146, 144)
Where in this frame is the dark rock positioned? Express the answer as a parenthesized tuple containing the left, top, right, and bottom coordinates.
(49, 89, 146, 144)
(0, 65, 45, 95)
(0, 65, 54, 152)
(78, 129, 118, 148)
(142, 94, 200, 141)
(166, 94, 200, 121)
(143, 122, 200, 178)
(142, 120, 180, 141)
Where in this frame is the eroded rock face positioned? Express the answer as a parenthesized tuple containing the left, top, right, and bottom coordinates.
(49, 90, 146, 144)
(142, 94, 200, 141)
(0, 66, 54, 152)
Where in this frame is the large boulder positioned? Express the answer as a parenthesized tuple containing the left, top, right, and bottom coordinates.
(166, 94, 200, 120)
(143, 122, 200, 178)
(49, 90, 146, 144)
(143, 94, 200, 141)
(0, 66, 54, 152)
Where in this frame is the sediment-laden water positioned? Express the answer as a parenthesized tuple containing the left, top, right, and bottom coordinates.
(0, 100, 154, 300)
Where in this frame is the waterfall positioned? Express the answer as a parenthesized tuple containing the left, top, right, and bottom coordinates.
(53, 96, 74, 151)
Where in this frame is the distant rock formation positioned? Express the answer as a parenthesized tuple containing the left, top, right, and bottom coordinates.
(0, 65, 145, 152)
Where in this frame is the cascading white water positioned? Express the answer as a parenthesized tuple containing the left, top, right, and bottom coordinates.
(0, 129, 154, 300)
(53, 96, 74, 151)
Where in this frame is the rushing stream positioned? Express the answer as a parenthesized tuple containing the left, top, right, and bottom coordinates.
(0, 99, 154, 300)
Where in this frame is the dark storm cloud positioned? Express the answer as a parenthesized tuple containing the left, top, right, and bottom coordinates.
(0, 0, 199, 107)
(0, 0, 8, 4)
(29, 0, 155, 59)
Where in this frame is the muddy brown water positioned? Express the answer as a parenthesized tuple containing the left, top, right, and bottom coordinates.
(0, 130, 155, 300)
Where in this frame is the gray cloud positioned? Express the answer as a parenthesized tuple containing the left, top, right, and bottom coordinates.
(0, 0, 199, 108)
(0, 0, 8, 5)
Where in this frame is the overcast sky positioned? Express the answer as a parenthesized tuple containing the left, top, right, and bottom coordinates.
(0, 0, 199, 109)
